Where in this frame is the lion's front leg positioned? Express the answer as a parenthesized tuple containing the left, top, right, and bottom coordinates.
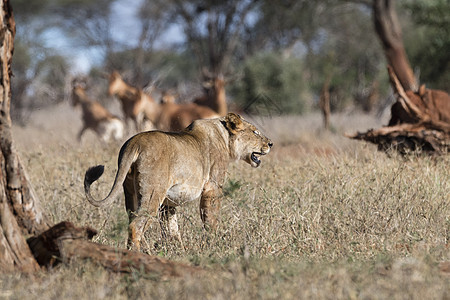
(199, 182, 222, 231)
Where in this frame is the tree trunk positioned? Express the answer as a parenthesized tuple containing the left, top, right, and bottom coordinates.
(319, 76, 331, 130)
(373, 0, 418, 92)
(0, 0, 51, 273)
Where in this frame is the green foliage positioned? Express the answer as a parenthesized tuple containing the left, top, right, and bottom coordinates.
(11, 0, 52, 19)
(231, 52, 311, 115)
(223, 179, 242, 197)
(11, 41, 31, 74)
(403, 0, 450, 90)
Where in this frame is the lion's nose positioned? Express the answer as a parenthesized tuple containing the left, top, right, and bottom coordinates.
(268, 142, 273, 148)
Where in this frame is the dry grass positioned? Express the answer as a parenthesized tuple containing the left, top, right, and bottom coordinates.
(2, 103, 449, 299)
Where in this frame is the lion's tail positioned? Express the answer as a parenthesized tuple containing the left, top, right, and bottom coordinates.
(84, 140, 139, 207)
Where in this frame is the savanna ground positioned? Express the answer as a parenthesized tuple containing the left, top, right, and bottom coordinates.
(1, 102, 449, 299)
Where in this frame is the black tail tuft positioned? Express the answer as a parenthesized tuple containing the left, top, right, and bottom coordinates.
(84, 165, 105, 186)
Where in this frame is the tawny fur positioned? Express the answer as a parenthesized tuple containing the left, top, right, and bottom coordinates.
(72, 84, 124, 143)
(84, 113, 273, 251)
(108, 71, 219, 132)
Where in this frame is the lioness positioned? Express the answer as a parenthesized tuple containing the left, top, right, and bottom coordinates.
(84, 113, 272, 251)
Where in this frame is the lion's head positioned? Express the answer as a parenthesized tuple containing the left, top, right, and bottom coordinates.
(222, 113, 273, 168)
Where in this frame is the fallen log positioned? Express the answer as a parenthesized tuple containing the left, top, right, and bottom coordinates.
(347, 66, 450, 155)
(27, 221, 204, 280)
(348, 123, 450, 154)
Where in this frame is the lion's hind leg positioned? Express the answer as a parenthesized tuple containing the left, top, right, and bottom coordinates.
(159, 204, 184, 249)
(124, 167, 157, 251)
(127, 214, 148, 251)
(127, 174, 168, 251)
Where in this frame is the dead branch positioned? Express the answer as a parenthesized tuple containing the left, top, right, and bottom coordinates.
(347, 123, 450, 154)
(347, 65, 450, 154)
(27, 222, 204, 279)
(387, 66, 426, 122)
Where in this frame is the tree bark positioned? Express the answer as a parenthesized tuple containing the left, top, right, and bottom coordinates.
(0, 0, 51, 273)
(373, 0, 418, 91)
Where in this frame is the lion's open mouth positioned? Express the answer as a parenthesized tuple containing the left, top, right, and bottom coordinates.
(251, 152, 264, 167)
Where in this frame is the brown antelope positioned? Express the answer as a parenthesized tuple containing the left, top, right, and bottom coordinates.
(193, 72, 228, 116)
(72, 80, 124, 142)
(151, 98, 220, 131)
(108, 71, 219, 132)
(160, 90, 177, 104)
(108, 71, 151, 132)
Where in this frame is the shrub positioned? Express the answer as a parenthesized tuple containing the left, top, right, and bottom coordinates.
(231, 52, 312, 115)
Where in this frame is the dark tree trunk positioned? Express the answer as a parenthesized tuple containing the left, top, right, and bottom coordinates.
(373, 0, 418, 92)
(319, 76, 331, 130)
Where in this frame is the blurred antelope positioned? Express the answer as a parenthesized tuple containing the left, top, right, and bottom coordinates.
(71, 79, 124, 142)
(108, 71, 153, 132)
(108, 71, 219, 132)
(160, 90, 177, 104)
(193, 70, 228, 116)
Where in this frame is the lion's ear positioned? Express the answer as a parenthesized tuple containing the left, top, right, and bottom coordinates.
(223, 113, 244, 134)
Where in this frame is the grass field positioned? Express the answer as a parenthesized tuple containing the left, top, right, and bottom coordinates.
(2, 103, 449, 299)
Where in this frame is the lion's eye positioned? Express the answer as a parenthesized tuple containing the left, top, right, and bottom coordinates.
(253, 130, 260, 136)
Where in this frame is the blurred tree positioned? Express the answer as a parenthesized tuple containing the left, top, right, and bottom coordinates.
(132, 0, 171, 85)
(232, 52, 311, 115)
(166, 0, 260, 77)
(98, 0, 171, 86)
(403, 0, 450, 91)
(315, 3, 387, 111)
(250, 0, 329, 54)
(90, 0, 172, 87)
(162, 0, 262, 115)
(235, 0, 387, 113)
(50, 0, 117, 62)
(10, 0, 71, 124)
